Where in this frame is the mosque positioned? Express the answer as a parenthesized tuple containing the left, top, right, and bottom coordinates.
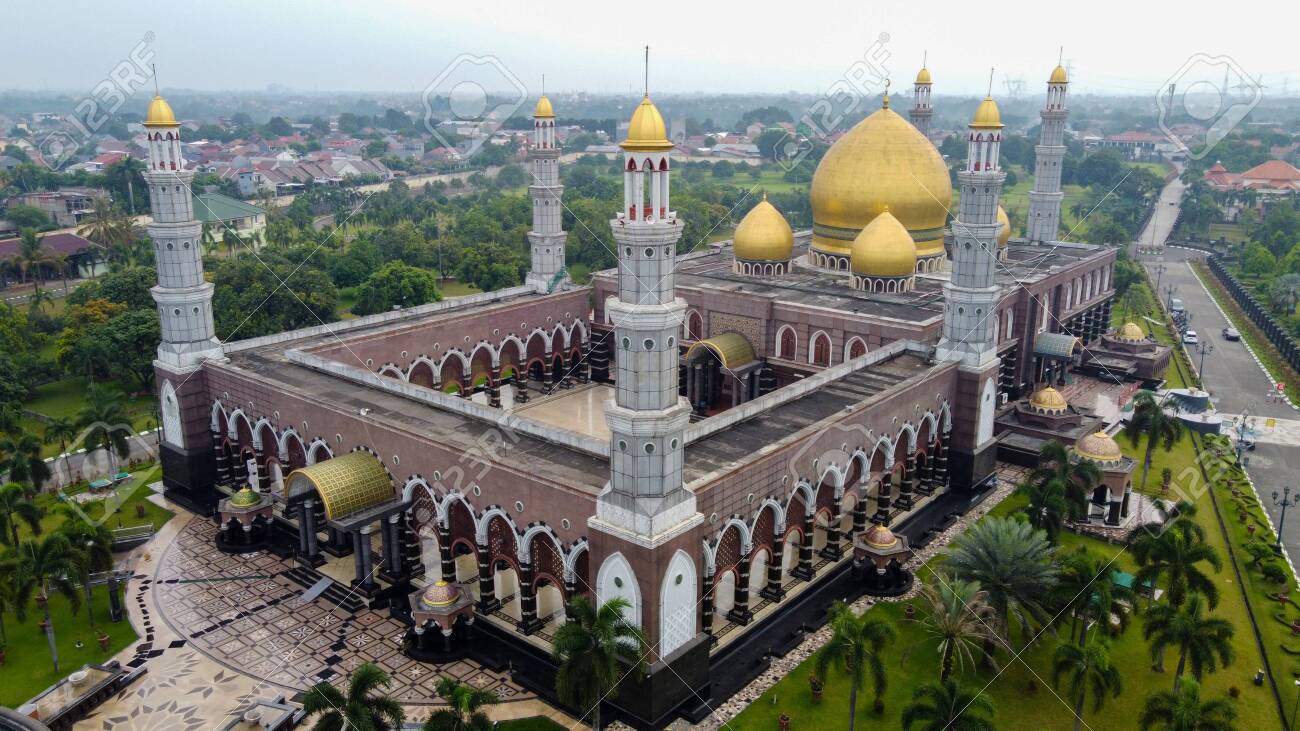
(147, 59, 1165, 728)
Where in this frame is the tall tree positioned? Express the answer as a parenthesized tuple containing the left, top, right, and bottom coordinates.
(0, 482, 42, 546)
(0, 431, 52, 492)
(302, 662, 405, 730)
(1051, 637, 1124, 731)
(1138, 678, 1237, 731)
(15, 229, 58, 285)
(814, 600, 898, 729)
(1143, 593, 1234, 690)
(1131, 521, 1222, 609)
(1125, 392, 1185, 490)
(0, 558, 25, 645)
(900, 678, 997, 731)
(946, 516, 1060, 650)
(913, 576, 998, 681)
(421, 676, 498, 731)
(1054, 548, 1134, 643)
(76, 383, 132, 474)
(44, 416, 79, 482)
(552, 596, 646, 731)
(14, 533, 85, 672)
(58, 514, 114, 629)
(1024, 440, 1102, 528)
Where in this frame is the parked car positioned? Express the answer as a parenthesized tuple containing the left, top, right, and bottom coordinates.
(1170, 298, 1186, 314)
(1183, 330, 1199, 344)
(1222, 327, 1241, 341)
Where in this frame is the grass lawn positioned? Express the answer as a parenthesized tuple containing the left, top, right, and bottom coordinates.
(729, 431, 1281, 730)
(24, 378, 158, 457)
(497, 717, 566, 730)
(1208, 222, 1249, 245)
(439, 279, 482, 298)
(14, 465, 170, 543)
(0, 586, 137, 708)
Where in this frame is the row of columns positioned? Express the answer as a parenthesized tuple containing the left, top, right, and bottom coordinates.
(1064, 302, 1109, 345)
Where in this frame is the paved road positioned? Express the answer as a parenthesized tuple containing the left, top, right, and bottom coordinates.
(42, 431, 162, 490)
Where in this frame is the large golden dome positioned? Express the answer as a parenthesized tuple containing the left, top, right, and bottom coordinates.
(734, 194, 794, 262)
(621, 95, 672, 151)
(997, 206, 1012, 248)
(533, 95, 555, 119)
(810, 98, 951, 262)
(1075, 431, 1123, 463)
(851, 207, 917, 277)
(1028, 385, 1068, 413)
(145, 95, 178, 128)
(1116, 322, 1146, 341)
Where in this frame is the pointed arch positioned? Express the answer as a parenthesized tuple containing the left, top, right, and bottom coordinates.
(596, 552, 641, 626)
(378, 364, 405, 380)
(160, 380, 183, 448)
(306, 438, 333, 465)
(786, 479, 816, 518)
(752, 497, 786, 541)
(660, 550, 697, 657)
(278, 427, 305, 462)
(844, 336, 867, 361)
(210, 400, 227, 434)
(775, 324, 798, 360)
(896, 422, 918, 454)
(519, 523, 565, 566)
(251, 417, 275, 451)
(808, 330, 831, 366)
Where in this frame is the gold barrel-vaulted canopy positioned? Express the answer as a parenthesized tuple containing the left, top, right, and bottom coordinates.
(810, 99, 951, 262)
(285, 451, 393, 521)
(686, 332, 757, 370)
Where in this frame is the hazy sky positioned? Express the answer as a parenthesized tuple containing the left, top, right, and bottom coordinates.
(4, 0, 1295, 98)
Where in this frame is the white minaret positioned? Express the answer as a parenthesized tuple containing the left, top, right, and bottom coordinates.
(1027, 58, 1070, 244)
(909, 57, 933, 141)
(524, 90, 570, 292)
(145, 94, 222, 369)
(936, 92, 1006, 368)
(591, 91, 699, 543)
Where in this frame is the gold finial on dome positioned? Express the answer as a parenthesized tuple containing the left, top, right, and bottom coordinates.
(882, 79, 891, 109)
(864, 523, 899, 549)
(997, 206, 1012, 247)
(229, 485, 260, 507)
(145, 95, 178, 128)
(1051, 47, 1069, 84)
(1075, 431, 1122, 463)
(851, 206, 917, 277)
(1028, 385, 1068, 413)
(1116, 322, 1145, 341)
(734, 194, 794, 263)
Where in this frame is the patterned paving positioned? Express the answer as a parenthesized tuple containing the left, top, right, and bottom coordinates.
(150, 518, 529, 705)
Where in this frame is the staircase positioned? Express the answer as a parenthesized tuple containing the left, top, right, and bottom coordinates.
(280, 565, 367, 613)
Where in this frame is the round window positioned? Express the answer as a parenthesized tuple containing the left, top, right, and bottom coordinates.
(618, 440, 628, 452)
(614, 577, 624, 588)
(643, 338, 655, 350)
(644, 442, 655, 455)
(622, 337, 631, 350)
(644, 247, 654, 258)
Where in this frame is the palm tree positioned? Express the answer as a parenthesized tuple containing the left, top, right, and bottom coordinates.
(913, 576, 998, 681)
(1131, 523, 1222, 609)
(44, 416, 78, 483)
(0, 431, 53, 492)
(27, 286, 54, 313)
(1272, 274, 1300, 315)
(15, 533, 85, 672)
(421, 676, 498, 731)
(302, 661, 405, 730)
(0, 558, 26, 645)
(552, 596, 646, 731)
(0, 482, 42, 546)
(1139, 678, 1237, 730)
(1029, 440, 1102, 523)
(1126, 392, 1185, 490)
(946, 515, 1060, 650)
(59, 515, 113, 629)
(900, 678, 997, 731)
(1055, 548, 1134, 643)
(815, 600, 898, 728)
(15, 229, 58, 286)
(1052, 637, 1124, 731)
(1143, 593, 1234, 690)
(77, 383, 132, 474)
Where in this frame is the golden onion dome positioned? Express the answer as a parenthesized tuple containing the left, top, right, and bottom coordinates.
(419, 580, 461, 609)
(863, 523, 899, 550)
(851, 207, 917, 277)
(533, 95, 555, 118)
(1050, 65, 1069, 84)
(1116, 322, 1146, 341)
(621, 95, 672, 151)
(734, 194, 794, 262)
(1028, 385, 1068, 413)
(915, 67, 932, 85)
(229, 486, 260, 507)
(970, 96, 1003, 129)
(145, 95, 178, 128)
(810, 99, 951, 261)
(997, 206, 1012, 248)
(1075, 431, 1123, 463)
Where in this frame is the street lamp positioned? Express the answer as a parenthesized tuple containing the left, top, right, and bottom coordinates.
(1197, 341, 1214, 383)
(1291, 678, 1300, 731)
(1153, 263, 1167, 291)
(1272, 486, 1300, 555)
(1165, 283, 1178, 309)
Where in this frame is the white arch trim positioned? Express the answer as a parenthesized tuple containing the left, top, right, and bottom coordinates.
(251, 417, 275, 451)
(785, 479, 816, 518)
(519, 523, 565, 566)
(278, 427, 305, 462)
(596, 551, 641, 627)
(160, 380, 183, 449)
(210, 400, 226, 433)
(754, 497, 787, 535)
(475, 505, 518, 545)
(807, 330, 832, 365)
(775, 324, 798, 360)
(660, 549, 697, 657)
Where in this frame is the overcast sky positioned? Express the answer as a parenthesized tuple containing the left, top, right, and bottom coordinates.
(4, 0, 1294, 98)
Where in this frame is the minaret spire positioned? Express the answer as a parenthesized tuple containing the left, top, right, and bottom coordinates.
(910, 56, 933, 141)
(644, 45, 650, 96)
(151, 64, 159, 96)
(1027, 55, 1071, 244)
(524, 83, 568, 294)
(987, 67, 995, 97)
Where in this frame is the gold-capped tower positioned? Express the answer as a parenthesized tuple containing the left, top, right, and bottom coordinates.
(145, 95, 178, 128)
(621, 96, 673, 152)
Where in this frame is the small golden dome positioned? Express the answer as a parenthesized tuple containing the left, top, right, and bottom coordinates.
(1075, 431, 1123, 463)
(915, 67, 932, 85)
(1028, 385, 1068, 413)
(419, 580, 461, 609)
(997, 206, 1012, 248)
(1116, 322, 1146, 341)
(734, 194, 794, 262)
(145, 95, 178, 128)
(621, 95, 673, 151)
(971, 97, 1003, 129)
(851, 207, 917, 277)
(229, 486, 260, 507)
(1050, 65, 1069, 84)
(864, 523, 899, 550)
(810, 101, 951, 261)
(533, 95, 555, 119)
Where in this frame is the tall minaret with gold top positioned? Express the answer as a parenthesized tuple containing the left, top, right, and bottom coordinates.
(1027, 57, 1070, 244)
(909, 56, 933, 141)
(525, 89, 570, 292)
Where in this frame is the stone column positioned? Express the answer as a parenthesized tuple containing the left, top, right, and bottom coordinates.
(933, 442, 949, 493)
(728, 553, 753, 625)
(254, 448, 271, 492)
(232, 455, 248, 487)
(351, 529, 366, 585)
(579, 339, 592, 383)
(1106, 498, 1122, 526)
(488, 364, 502, 408)
(303, 499, 320, 561)
(897, 453, 917, 511)
(563, 570, 577, 623)
(1121, 485, 1133, 520)
(761, 529, 786, 601)
(821, 494, 843, 560)
(460, 372, 472, 399)
(213, 433, 231, 487)
(297, 502, 311, 555)
(874, 467, 893, 525)
(701, 569, 715, 635)
(434, 524, 452, 582)
(730, 374, 740, 407)
(794, 512, 814, 580)
(518, 560, 541, 635)
(691, 364, 703, 414)
(477, 541, 498, 612)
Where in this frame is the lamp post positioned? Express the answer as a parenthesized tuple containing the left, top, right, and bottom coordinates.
(1152, 263, 1166, 292)
(1291, 678, 1300, 731)
(1164, 283, 1178, 310)
(84, 539, 96, 629)
(1197, 341, 1213, 383)
(1272, 486, 1300, 555)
